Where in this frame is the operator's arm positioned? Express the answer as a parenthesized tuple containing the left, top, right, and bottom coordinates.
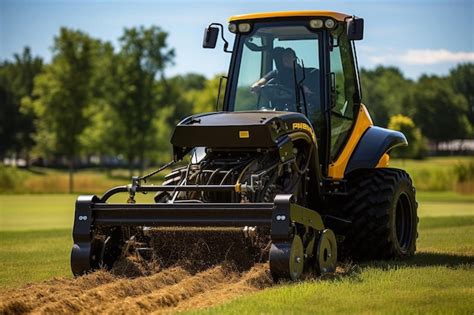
(251, 70, 276, 93)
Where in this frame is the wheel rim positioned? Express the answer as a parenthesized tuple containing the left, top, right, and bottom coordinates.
(315, 229, 337, 275)
(289, 235, 304, 280)
(395, 192, 413, 250)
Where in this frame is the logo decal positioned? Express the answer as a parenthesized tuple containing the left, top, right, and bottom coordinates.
(292, 122, 317, 142)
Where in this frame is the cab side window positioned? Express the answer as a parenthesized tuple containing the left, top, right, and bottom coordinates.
(329, 30, 357, 160)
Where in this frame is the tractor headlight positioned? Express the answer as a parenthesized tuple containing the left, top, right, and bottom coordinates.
(309, 19, 324, 29)
(228, 23, 238, 33)
(238, 23, 251, 33)
(324, 19, 336, 29)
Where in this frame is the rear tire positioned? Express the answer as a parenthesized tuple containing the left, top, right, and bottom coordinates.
(337, 168, 418, 260)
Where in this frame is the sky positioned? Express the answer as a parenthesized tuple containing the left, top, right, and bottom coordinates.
(0, 0, 473, 80)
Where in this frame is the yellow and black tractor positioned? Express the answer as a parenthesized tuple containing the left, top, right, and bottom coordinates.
(71, 11, 418, 281)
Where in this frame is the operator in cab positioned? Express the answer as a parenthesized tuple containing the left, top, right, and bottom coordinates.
(250, 47, 299, 93)
(250, 47, 316, 112)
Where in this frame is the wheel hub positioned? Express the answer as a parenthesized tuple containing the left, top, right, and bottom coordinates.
(315, 229, 337, 275)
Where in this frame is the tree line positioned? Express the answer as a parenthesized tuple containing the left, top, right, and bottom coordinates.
(1, 26, 473, 190)
(361, 66, 473, 158)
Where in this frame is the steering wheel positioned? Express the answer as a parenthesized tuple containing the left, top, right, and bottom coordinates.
(259, 83, 294, 102)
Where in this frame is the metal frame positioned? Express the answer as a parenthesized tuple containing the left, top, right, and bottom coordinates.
(71, 187, 327, 275)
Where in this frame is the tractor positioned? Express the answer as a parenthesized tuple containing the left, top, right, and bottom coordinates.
(71, 11, 418, 281)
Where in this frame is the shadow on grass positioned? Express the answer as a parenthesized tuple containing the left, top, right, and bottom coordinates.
(358, 252, 474, 270)
(316, 252, 474, 284)
(409, 252, 474, 267)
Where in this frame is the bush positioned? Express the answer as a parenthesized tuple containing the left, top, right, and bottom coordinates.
(0, 165, 26, 193)
(454, 160, 474, 182)
(453, 160, 474, 194)
(388, 114, 426, 159)
(408, 168, 455, 191)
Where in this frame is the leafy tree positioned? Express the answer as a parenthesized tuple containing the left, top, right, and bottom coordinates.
(449, 63, 474, 127)
(360, 66, 413, 127)
(172, 73, 206, 91)
(410, 75, 471, 149)
(79, 42, 117, 161)
(187, 74, 226, 114)
(106, 26, 174, 174)
(25, 28, 101, 192)
(0, 47, 43, 161)
(0, 76, 16, 159)
(388, 114, 425, 159)
(163, 73, 207, 124)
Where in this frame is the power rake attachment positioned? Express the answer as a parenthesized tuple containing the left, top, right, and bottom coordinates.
(71, 174, 337, 281)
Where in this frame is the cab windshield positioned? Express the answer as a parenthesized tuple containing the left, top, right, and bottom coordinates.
(228, 22, 322, 123)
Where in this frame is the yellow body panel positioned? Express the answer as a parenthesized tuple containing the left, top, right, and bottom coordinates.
(376, 153, 390, 168)
(229, 11, 350, 22)
(328, 105, 373, 179)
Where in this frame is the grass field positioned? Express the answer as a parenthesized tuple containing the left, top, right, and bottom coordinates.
(0, 192, 473, 297)
(390, 156, 474, 192)
(0, 166, 167, 194)
(1, 156, 473, 195)
(192, 197, 474, 314)
(0, 157, 473, 313)
(0, 193, 158, 287)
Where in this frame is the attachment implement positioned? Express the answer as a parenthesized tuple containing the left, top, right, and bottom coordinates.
(71, 186, 336, 280)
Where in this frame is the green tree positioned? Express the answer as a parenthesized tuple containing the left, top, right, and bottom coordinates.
(159, 73, 206, 126)
(411, 75, 471, 149)
(388, 114, 425, 159)
(78, 42, 117, 161)
(107, 26, 174, 174)
(25, 28, 101, 192)
(449, 63, 474, 127)
(0, 74, 16, 159)
(0, 47, 43, 162)
(186, 74, 226, 114)
(171, 73, 206, 91)
(360, 66, 413, 127)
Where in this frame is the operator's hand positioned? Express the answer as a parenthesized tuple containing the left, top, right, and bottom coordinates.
(250, 78, 267, 94)
(251, 84, 263, 94)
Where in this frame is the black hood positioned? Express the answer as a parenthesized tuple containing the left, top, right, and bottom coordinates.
(170, 110, 313, 155)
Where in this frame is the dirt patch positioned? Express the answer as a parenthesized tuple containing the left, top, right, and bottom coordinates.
(0, 263, 272, 315)
(36, 267, 190, 314)
(170, 263, 273, 314)
(0, 260, 355, 314)
(0, 270, 116, 315)
(0, 228, 352, 314)
(0, 227, 274, 314)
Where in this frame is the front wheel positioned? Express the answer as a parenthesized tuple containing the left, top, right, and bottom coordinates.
(337, 168, 418, 260)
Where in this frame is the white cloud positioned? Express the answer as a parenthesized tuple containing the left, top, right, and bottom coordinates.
(368, 49, 474, 65)
(356, 45, 376, 53)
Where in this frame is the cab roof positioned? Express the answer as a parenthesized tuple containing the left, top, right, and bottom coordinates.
(229, 11, 350, 22)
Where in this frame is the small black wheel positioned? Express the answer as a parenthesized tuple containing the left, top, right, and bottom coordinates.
(269, 235, 304, 281)
(336, 168, 418, 260)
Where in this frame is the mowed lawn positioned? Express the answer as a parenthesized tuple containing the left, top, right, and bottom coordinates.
(194, 193, 474, 315)
(0, 193, 154, 287)
(0, 192, 473, 314)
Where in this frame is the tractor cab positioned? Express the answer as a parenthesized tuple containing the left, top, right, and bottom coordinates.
(203, 11, 366, 176)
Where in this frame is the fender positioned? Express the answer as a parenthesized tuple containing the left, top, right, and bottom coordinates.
(345, 126, 407, 175)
